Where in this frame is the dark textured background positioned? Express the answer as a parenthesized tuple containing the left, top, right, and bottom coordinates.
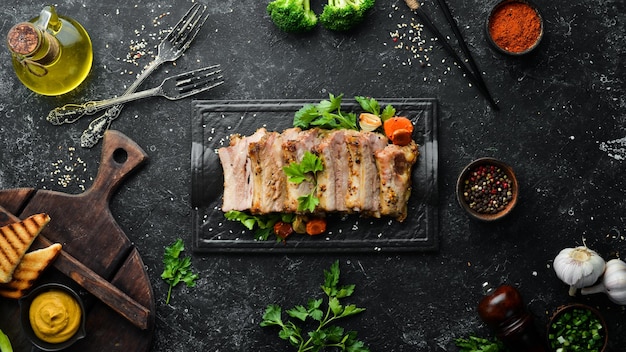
(0, 0, 624, 350)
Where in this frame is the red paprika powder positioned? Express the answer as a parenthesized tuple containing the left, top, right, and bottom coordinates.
(488, 1, 542, 53)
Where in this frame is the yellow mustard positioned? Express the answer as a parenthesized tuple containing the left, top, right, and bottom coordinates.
(29, 289, 81, 344)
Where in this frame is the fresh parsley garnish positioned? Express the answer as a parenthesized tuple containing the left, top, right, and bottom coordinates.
(261, 260, 369, 352)
(355, 95, 396, 121)
(225, 211, 295, 241)
(294, 93, 358, 130)
(455, 335, 508, 352)
(283, 150, 323, 213)
(161, 239, 199, 304)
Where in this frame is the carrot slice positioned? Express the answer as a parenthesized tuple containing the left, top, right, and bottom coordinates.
(273, 221, 294, 239)
(305, 218, 327, 236)
(390, 128, 413, 146)
(383, 116, 414, 145)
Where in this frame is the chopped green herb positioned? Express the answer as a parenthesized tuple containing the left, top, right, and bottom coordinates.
(261, 260, 369, 352)
(161, 239, 199, 304)
(548, 307, 605, 352)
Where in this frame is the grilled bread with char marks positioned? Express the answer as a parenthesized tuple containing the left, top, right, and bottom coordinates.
(0, 243, 62, 299)
(0, 213, 50, 283)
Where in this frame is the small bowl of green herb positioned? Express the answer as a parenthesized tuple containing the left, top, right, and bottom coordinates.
(456, 158, 518, 221)
(547, 303, 608, 352)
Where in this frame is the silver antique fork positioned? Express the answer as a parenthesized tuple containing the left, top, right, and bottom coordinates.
(47, 65, 223, 122)
(49, 3, 208, 147)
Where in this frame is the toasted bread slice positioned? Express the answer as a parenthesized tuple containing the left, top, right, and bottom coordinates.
(0, 243, 62, 299)
(0, 213, 50, 283)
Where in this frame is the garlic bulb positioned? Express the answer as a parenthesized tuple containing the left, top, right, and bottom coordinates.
(581, 258, 626, 305)
(553, 246, 606, 296)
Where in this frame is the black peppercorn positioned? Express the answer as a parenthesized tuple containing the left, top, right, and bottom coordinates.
(462, 164, 512, 214)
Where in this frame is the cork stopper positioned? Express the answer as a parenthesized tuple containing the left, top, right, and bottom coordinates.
(7, 22, 41, 55)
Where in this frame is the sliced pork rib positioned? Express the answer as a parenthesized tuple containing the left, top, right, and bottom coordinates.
(375, 141, 419, 221)
(282, 128, 319, 212)
(218, 127, 419, 221)
(344, 131, 388, 215)
(218, 128, 267, 212)
(249, 131, 286, 214)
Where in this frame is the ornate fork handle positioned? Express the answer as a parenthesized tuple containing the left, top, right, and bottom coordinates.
(78, 59, 164, 147)
(48, 86, 161, 124)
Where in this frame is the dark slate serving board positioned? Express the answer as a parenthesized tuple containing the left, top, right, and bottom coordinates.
(190, 98, 439, 253)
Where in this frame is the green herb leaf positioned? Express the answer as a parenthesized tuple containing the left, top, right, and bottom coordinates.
(455, 336, 508, 352)
(297, 193, 319, 213)
(161, 239, 199, 304)
(294, 104, 320, 129)
(354, 96, 380, 116)
(287, 305, 310, 321)
(0, 329, 13, 352)
(299, 151, 324, 173)
(283, 163, 308, 184)
(381, 104, 396, 121)
(260, 304, 284, 327)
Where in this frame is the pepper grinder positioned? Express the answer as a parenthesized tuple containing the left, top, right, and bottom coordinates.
(477, 283, 548, 352)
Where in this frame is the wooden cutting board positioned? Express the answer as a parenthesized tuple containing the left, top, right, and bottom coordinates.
(0, 130, 155, 351)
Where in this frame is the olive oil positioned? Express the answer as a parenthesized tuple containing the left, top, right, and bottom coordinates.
(7, 6, 92, 96)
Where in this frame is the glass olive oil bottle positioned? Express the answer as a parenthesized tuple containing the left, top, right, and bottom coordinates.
(7, 6, 93, 96)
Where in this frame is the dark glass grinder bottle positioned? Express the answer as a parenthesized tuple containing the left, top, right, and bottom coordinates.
(477, 283, 548, 352)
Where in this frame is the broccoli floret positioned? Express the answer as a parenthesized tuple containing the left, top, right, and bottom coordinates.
(267, 0, 318, 33)
(319, 0, 375, 31)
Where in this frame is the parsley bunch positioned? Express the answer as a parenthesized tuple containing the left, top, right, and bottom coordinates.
(261, 260, 369, 352)
(294, 93, 358, 130)
(161, 239, 199, 304)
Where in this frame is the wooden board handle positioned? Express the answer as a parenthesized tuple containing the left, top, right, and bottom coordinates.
(85, 130, 148, 205)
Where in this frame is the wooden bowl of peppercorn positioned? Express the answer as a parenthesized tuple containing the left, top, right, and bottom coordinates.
(486, 0, 544, 56)
(456, 157, 518, 221)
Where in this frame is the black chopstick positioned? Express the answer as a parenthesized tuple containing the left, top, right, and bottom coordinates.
(435, 0, 498, 110)
(407, 1, 499, 110)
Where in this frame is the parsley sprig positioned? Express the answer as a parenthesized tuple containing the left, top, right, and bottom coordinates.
(294, 93, 358, 130)
(161, 239, 199, 304)
(354, 95, 396, 121)
(283, 150, 324, 213)
(455, 335, 508, 352)
(261, 260, 369, 352)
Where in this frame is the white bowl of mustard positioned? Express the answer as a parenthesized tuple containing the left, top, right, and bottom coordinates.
(19, 283, 86, 351)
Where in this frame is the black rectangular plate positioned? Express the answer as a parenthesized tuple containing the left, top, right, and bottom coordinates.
(191, 98, 439, 253)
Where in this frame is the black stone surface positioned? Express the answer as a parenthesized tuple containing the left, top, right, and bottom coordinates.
(0, 0, 624, 351)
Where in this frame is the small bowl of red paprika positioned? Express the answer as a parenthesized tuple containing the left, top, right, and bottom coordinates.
(486, 0, 544, 55)
(456, 157, 519, 221)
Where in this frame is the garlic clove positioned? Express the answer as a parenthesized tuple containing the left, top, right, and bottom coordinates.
(358, 113, 382, 132)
